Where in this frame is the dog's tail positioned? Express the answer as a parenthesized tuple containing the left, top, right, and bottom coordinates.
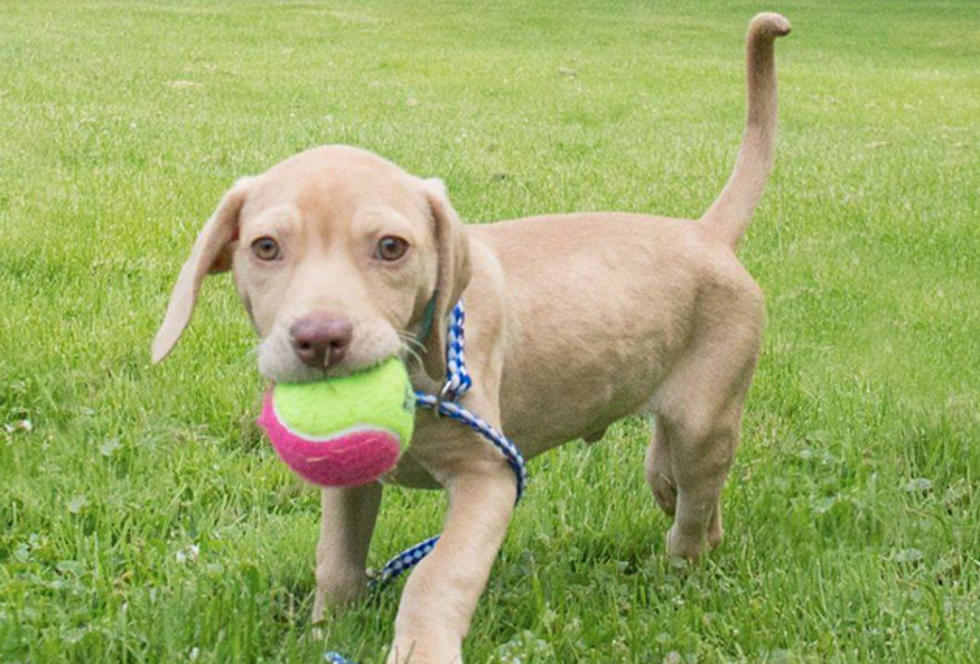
(700, 12, 790, 248)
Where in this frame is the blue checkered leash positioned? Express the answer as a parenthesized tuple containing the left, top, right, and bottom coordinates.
(326, 301, 527, 664)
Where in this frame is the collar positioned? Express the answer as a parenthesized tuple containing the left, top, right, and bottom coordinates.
(416, 293, 438, 344)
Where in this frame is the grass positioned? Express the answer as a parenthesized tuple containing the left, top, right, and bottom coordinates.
(1, 0, 978, 661)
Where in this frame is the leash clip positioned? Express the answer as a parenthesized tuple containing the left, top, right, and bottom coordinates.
(428, 382, 451, 418)
(433, 379, 460, 416)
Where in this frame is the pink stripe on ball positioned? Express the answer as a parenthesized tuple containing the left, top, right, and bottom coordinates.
(258, 392, 401, 486)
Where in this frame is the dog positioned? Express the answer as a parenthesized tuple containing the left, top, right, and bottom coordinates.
(152, 13, 790, 663)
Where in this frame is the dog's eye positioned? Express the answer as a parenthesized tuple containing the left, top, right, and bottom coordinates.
(375, 236, 409, 262)
(251, 236, 281, 261)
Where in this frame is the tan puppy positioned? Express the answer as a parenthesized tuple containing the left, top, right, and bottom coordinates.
(153, 13, 790, 663)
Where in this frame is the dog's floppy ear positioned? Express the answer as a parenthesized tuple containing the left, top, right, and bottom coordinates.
(419, 178, 471, 381)
(151, 178, 253, 364)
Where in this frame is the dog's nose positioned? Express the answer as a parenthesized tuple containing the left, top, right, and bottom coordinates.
(289, 312, 353, 368)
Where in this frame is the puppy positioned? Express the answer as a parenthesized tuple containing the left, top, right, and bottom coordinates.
(153, 13, 790, 663)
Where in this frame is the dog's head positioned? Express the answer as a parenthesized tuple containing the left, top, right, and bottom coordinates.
(152, 146, 470, 383)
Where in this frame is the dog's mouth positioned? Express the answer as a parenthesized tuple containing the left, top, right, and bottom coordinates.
(258, 353, 377, 384)
(256, 327, 407, 384)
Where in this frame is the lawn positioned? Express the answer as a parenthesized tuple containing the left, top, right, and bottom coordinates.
(1, 1, 978, 662)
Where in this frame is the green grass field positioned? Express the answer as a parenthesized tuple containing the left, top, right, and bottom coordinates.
(2, 1, 978, 662)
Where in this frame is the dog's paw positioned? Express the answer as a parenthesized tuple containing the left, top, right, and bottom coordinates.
(665, 525, 705, 561)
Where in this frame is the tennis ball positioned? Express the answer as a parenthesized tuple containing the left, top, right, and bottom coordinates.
(257, 357, 415, 486)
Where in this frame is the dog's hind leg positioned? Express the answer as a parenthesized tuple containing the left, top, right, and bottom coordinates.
(645, 415, 677, 516)
(658, 410, 741, 559)
(650, 288, 763, 560)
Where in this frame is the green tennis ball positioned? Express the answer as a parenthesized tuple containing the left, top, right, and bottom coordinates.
(258, 357, 415, 486)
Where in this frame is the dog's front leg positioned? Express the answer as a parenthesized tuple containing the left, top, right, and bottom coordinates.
(387, 463, 516, 663)
(312, 483, 383, 624)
